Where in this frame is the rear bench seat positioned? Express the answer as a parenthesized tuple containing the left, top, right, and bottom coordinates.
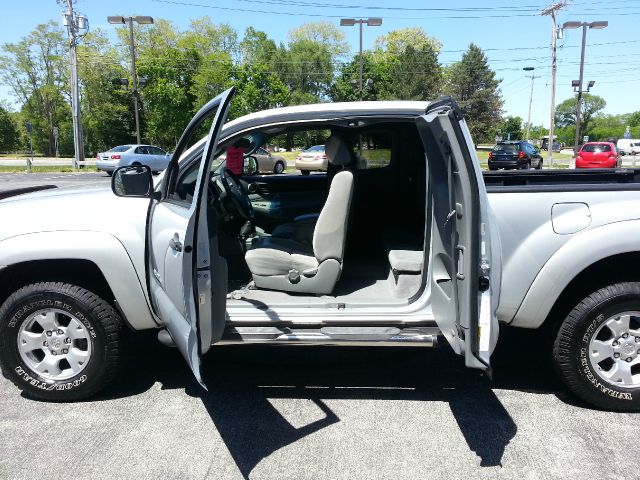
(382, 230, 424, 277)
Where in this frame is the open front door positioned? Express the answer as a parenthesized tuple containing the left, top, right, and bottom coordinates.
(417, 98, 500, 371)
(147, 88, 234, 387)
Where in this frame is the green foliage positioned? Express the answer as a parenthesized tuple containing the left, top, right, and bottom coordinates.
(0, 105, 19, 151)
(287, 22, 349, 57)
(555, 93, 606, 139)
(500, 116, 523, 140)
(0, 21, 70, 155)
(443, 44, 503, 143)
(374, 27, 441, 55)
(386, 45, 442, 101)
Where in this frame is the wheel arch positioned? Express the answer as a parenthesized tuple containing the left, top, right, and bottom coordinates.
(510, 220, 640, 330)
(0, 231, 158, 330)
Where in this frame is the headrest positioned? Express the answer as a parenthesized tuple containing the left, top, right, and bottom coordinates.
(325, 134, 352, 167)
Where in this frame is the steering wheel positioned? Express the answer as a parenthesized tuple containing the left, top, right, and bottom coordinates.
(217, 168, 254, 220)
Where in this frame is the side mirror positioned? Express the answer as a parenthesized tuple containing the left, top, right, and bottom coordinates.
(243, 155, 258, 175)
(112, 165, 154, 197)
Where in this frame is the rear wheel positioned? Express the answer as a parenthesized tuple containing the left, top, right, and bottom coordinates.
(0, 282, 124, 401)
(274, 161, 285, 174)
(301, 170, 311, 176)
(553, 282, 640, 411)
(536, 159, 543, 170)
(106, 171, 113, 177)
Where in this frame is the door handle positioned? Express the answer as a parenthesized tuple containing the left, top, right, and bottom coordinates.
(455, 245, 465, 280)
(169, 234, 183, 252)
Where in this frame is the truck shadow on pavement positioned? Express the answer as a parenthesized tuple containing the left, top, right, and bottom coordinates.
(101, 326, 567, 478)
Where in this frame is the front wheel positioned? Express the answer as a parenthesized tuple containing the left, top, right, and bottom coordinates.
(536, 159, 543, 170)
(0, 282, 124, 401)
(553, 282, 640, 411)
(301, 170, 311, 176)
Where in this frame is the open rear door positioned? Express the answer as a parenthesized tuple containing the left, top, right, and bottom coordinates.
(416, 98, 500, 371)
(147, 88, 234, 387)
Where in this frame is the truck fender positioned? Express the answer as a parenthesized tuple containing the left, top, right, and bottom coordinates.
(510, 219, 640, 329)
(0, 231, 157, 330)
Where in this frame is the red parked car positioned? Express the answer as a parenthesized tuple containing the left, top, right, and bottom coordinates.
(575, 142, 621, 169)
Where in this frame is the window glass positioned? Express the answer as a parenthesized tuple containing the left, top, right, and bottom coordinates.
(108, 145, 132, 152)
(582, 144, 611, 153)
(150, 146, 165, 155)
(136, 146, 149, 154)
(355, 131, 392, 169)
(493, 144, 518, 153)
(169, 107, 219, 204)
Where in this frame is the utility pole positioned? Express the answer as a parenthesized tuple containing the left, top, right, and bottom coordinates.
(62, 0, 88, 169)
(541, 2, 566, 166)
(108, 15, 154, 144)
(523, 67, 538, 141)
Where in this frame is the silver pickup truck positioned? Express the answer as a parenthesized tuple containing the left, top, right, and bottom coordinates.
(1, 89, 639, 412)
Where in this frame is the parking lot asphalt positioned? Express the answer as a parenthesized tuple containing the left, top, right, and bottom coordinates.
(1, 327, 639, 480)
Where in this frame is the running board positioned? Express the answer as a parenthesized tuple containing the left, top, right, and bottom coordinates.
(218, 326, 439, 347)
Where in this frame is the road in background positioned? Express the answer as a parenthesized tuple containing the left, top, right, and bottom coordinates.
(0, 172, 109, 195)
(0, 327, 638, 479)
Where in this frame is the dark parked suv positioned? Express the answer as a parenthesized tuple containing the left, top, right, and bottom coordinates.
(488, 141, 543, 170)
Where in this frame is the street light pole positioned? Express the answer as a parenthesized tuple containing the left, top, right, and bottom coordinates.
(562, 20, 608, 154)
(523, 67, 537, 141)
(127, 18, 141, 144)
(340, 17, 382, 101)
(108, 15, 154, 144)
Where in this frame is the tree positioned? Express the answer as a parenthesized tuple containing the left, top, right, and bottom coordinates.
(387, 45, 441, 100)
(374, 27, 441, 55)
(500, 116, 523, 140)
(331, 52, 390, 102)
(626, 111, 640, 128)
(287, 21, 349, 58)
(555, 93, 606, 139)
(0, 21, 70, 155)
(77, 29, 133, 154)
(0, 105, 19, 152)
(443, 44, 503, 143)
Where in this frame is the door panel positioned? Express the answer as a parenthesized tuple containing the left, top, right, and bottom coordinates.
(148, 88, 235, 387)
(416, 100, 498, 371)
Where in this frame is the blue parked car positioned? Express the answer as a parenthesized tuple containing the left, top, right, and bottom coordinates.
(95, 144, 170, 175)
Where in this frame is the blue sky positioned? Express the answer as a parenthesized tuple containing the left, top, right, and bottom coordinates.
(2, 0, 639, 127)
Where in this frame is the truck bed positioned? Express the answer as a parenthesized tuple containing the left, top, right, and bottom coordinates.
(483, 168, 640, 192)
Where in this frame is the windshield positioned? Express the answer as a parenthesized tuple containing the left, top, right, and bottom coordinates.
(108, 145, 132, 152)
(493, 144, 518, 153)
(582, 144, 611, 153)
(304, 145, 324, 152)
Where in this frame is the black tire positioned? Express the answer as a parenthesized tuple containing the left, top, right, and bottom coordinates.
(274, 161, 285, 174)
(553, 282, 640, 411)
(0, 282, 124, 402)
(536, 159, 543, 170)
(301, 170, 311, 176)
(106, 171, 113, 177)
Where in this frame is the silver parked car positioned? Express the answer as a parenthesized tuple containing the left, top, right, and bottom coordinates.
(95, 144, 169, 175)
(216, 147, 288, 175)
(252, 147, 287, 174)
(295, 145, 327, 175)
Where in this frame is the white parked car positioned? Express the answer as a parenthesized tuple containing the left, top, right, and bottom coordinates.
(616, 138, 640, 156)
(95, 144, 169, 175)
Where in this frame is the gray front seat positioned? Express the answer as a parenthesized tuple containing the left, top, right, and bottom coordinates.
(245, 168, 354, 294)
(270, 134, 353, 244)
